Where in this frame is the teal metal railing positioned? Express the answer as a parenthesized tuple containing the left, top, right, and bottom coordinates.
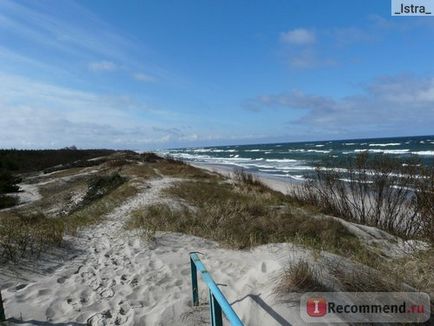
(0, 290, 6, 321)
(190, 253, 244, 326)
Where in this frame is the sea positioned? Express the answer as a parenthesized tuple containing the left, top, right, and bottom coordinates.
(159, 135, 434, 182)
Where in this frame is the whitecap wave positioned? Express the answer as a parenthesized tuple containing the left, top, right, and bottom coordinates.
(411, 151, 434, 156)
(368, 143, 401, 147)
(266, 159, 298, 163)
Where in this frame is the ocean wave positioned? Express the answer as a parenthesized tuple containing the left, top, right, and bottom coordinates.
(266, 159, 298, 163)
(339, 178, 373, 184)
(314, 144, 325, 147)
(307, 149, 331, 153)
(291, 175, 306, 181)
(343, 143, 356, 145)
(245, 149, 262, 152)
(192, 148, 212, 152)
(354, 149, 410, 154)
(369, 143, 401, 147)
(288, 149, 306, 152)
(285, 166, 315, 171)
(245, 164, 277, 169)
(411, 151, 434, 156)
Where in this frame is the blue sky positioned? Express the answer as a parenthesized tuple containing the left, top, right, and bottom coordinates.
(1, 0, 433, 149)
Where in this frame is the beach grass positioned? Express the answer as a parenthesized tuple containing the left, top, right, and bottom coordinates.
(131, 177, 365, 257)
(278, 260, 329, 293)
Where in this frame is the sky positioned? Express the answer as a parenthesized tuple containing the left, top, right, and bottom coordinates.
(1, 0, 434, 150)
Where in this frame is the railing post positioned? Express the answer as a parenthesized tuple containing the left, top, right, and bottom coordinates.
(211, 293, 223, 326)
(0, 290, 6, 322)
(190, 256, 199, 306)
(209, 290, 215, 326)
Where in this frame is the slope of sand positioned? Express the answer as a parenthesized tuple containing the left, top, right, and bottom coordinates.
(2, 177, 307, 325)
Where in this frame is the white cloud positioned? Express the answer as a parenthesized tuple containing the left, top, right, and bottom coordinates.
(244, 75, 434, 136)
(133, 73, 156, 82)
(0, 0, 167, 82)
(280, 28, 316, 45)
(88, 60, 117, 72)
(0, 73, 195, 149)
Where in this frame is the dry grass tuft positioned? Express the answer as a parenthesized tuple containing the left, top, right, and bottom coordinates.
(233, 168, 270, 193)
(329, 262, 403, 292)
(386, 248, 434, 298)
(64, 181, 138, 235)
(0, 211, 64, 262)
(279, 260, 328, 293)
(157, 161, 212, 178)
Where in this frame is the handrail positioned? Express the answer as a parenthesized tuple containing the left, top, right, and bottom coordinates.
(190, 253, 244, 326)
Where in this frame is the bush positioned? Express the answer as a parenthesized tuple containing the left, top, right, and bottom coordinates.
(0, 170, 21, 193)
(290, 153, 432, 240)
(80, 173, 126, 207)
(0, 212, 64, 262)
(141, 152, 161, 163)
(413, 166, 434, 243)
(0, 195, 19, 209)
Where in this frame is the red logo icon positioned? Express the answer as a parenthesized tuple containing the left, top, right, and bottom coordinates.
(307, 297, 327, 317)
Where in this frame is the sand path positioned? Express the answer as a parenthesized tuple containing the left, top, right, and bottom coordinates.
(3, 177, 303, 325)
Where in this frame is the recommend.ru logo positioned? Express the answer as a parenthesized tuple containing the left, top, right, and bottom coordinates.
(301, 292, 431, 323)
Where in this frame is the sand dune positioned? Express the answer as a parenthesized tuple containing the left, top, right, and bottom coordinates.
(2, 177, 307, 325)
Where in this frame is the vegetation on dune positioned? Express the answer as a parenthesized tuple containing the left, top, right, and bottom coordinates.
(0, 195, 19, 210)
(290, 152, 434, 242)
(128, 162, 433, 295)
(0, 148, 118, 174)
(0, 169, 22, 209)
(0, 150, 432, 297)
(0, 211, 64, 262)
(130, 174, 364, 257)
(0, 148, 127, 210)
(0, 170, 21, 193)
(64, 180, 138, 236)
(78, 173, 127, 208)
(0, 151, 139, 261)
(278, 260, 329, 293)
